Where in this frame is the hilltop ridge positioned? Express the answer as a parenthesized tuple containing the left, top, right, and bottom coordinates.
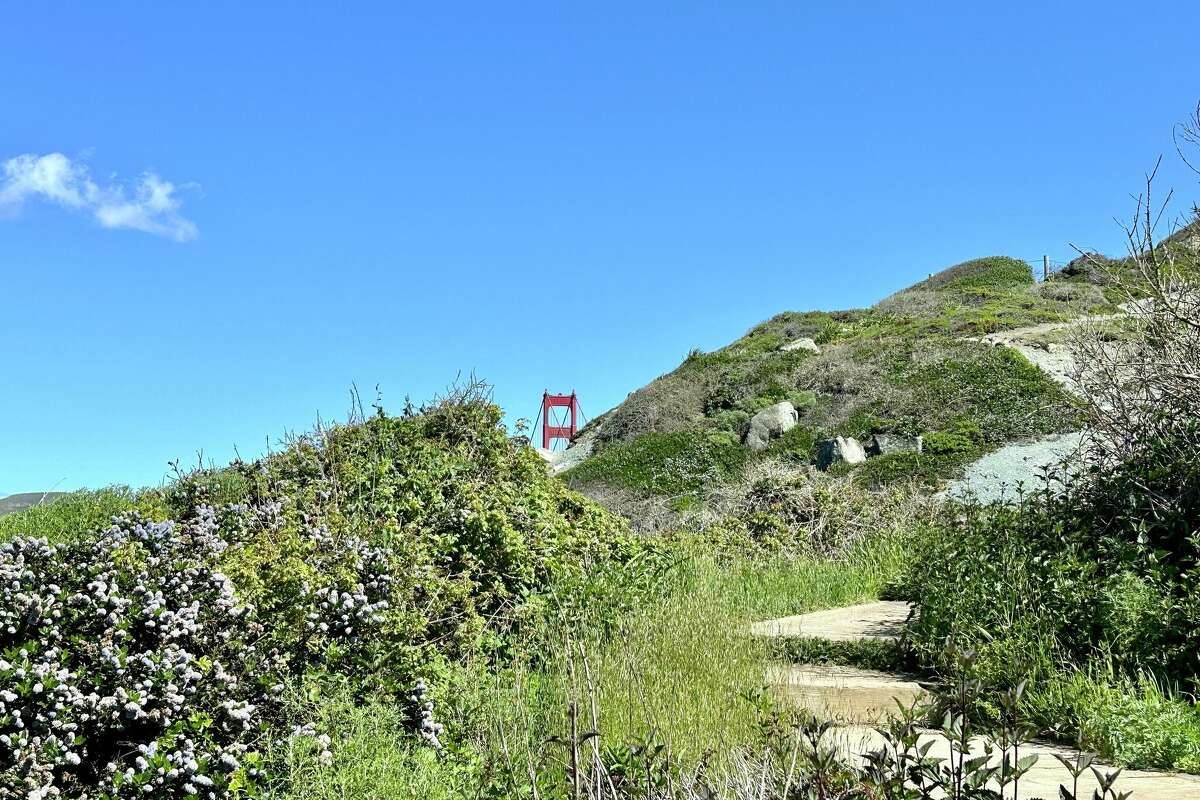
(560, 255, 1125, 524)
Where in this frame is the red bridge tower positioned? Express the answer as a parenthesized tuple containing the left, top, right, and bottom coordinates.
(540, 391, 579, 450)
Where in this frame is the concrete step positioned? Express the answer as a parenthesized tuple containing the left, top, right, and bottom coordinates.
(750, 600, 911, 641)
(766, 664, 927, 724)
(827, 725, 1200, 800)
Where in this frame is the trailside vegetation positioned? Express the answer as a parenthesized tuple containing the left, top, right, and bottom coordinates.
(0, 393, 635, 799)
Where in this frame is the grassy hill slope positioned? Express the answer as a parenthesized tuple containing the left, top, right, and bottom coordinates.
(564, 256, 1119, 516)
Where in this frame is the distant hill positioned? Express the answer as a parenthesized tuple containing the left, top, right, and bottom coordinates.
(0, 492, 68, 516)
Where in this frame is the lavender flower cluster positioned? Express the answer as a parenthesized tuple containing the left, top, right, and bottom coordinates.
(0, 513, 262, 799)
(406, 678, 444, 750)
(0, 503, 403, 800)
(301, 526, 394, 642)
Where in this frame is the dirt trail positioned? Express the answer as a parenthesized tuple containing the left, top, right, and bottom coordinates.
(973, 310, 1125, 392)
(945, 308, 1131, 502)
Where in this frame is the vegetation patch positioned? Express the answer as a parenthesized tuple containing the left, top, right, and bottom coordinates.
(884, 341, 1080, 442)
(853, 449, 978, 488)
(908, 256, 1035, 292)
(0, 395, 635, 800)
(0, 487, 145, 544)
(767, 636, 912, 673)
(1020, 667, 1200, 773)
(562, 430, 748, 496)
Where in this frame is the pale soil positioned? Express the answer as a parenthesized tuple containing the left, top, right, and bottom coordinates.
(943, 431, 1086, 503)
(943, 309, 1132, 502)
(971, 303, 1137, 392)
(535, 427, 597, 475)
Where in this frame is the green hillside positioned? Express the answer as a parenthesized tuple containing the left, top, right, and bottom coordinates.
(564, 256, 1113, 510)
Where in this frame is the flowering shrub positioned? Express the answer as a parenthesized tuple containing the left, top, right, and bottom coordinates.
(1, 399, 632, 798)
(1, 512, 267, 799)
(0, 504, 409, 799)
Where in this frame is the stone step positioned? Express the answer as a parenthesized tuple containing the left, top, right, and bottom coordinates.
(826, 725, 1200, 799)
(767, 664, 927, 724)
(750, 600, 911, 641)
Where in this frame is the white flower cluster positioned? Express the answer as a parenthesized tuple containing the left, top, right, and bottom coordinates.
(0, 514, 261, 799)
(301, 527, 394, 641)
(407, 678, 444, 750)
(1, 502, 411, 798)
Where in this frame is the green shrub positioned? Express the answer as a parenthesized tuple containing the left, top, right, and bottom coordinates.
(768, 637, 910, 673)
(732, 329, 783, 356)
(836, 407, 894, 441)
(911, 256, 1034, 292)
(1024, 667, 1200, 772)
(854, 449, 978, 488)
(922, 431, 976, 456)
(906, 425, 1200, 697)
(789, 389, 818, 409)
(1081, 681, 1200, 772)
(888, 342, 1079, 442)
(703, 376, 742, 414)
(764, 424, 817, 464)
(1, 397, 635, 800)
(1036, 280, 1108, 305)
(563, 430, 748, 496)
(709, 408, 750, 434)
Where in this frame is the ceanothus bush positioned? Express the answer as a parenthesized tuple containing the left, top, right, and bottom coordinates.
(0, 504, 404, 800)
(2, 402, 632, 798)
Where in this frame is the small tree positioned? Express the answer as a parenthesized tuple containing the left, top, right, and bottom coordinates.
(1072, 103, 1200, 461)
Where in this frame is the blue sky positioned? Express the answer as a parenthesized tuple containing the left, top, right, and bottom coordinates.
(2, 2, 1198, 495)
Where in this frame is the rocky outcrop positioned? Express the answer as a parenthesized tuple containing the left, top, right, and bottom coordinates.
(535, 428, 597, 475)
(815, 436, 867, 470)
(780, 337, 821, 354)
(745, 401, 799, 451)
(868, 434, 923, 456)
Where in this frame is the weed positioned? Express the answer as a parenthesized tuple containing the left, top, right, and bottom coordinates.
(768, 636, 911, 673)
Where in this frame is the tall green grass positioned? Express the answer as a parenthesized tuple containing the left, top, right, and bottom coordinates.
(1023, 665, 1200, 773)
(273, 538, 901, 798)
(268, 688, 472, 800)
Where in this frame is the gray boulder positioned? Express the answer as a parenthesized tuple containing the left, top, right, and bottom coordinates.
(868, 434, 923, 456)
(745, 401, 799, 451)
(780, 337, 821, 354)
(815, 436, 867, 470)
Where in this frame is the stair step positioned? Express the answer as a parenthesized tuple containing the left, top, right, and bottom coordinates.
(751, 600, 911, 641)
(826, 725, 1200, 799)
(766, 664, 927, 724)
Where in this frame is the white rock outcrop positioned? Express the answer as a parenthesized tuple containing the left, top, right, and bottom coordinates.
(816, 436, 867, 470)
(780, 337, 821, 354)
(745, 401, 799, 451)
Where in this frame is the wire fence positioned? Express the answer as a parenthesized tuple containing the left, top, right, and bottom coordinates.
(1020, 256, 1073, 282)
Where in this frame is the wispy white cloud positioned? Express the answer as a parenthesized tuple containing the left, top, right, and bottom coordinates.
(0, 153, 198, 241)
